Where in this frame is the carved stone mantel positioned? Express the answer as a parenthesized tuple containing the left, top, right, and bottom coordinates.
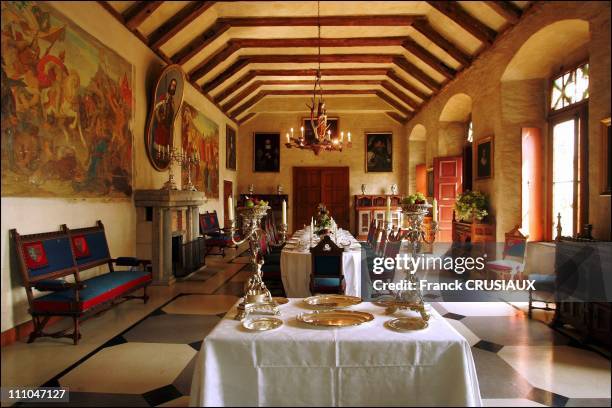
(134, 189, 207, 286)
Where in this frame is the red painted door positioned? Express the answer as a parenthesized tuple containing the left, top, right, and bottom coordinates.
(434, 156, 463, 242)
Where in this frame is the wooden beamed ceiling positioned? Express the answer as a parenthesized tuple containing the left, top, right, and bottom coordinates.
(100, 1, 531, 125)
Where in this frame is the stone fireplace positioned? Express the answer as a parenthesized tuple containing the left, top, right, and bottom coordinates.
(134, 189, 207, 285)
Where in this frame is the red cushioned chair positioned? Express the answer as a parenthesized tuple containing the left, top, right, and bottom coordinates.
(199, 211, 236, 257)
(486, 225, 528, 280)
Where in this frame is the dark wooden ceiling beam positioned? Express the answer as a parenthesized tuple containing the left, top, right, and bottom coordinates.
(213, 68, 390, 103)
(222, 79, 384, 111)
(189, 37, 406, 81)
(148, 1, 216, 49)
(238, 112, 257, 125)
(401, 38, 456, 80)
(202, 58, 250, 93)
(213, 71, 259, 103)
(123, 1, 164, 30)
(412, 20, 471, 66)
(393, 57, 441, 91)
(375, 91, 412, 116)
(219, 15, 425, 27)
(230, 89, 382, 119)
(174, 15, 425, 66)
(427, 1, 497, 45)
(202, 54, 441, 94)
(485, 1, 522, 25)
(172, 21, 231, 65)
(235, 37, 406, 48)
(386, 70, 429, 101)
(380, 80, 419, 110)
(385, 111, 409, 124)
(231, 91, 269, 119)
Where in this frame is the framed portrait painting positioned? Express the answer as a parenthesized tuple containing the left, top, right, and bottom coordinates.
(366, 133, 393, 172)
(145, 64, 186, 171)
(302, 117, 339, 144)
(475, 136, 494, 179)
(253, 133, 280, 172)
(226, 125, 236, 171)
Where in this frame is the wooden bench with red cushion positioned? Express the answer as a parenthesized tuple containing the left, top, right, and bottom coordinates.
(11, 220, 151, 345)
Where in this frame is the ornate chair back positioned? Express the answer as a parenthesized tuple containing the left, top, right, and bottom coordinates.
(309, 235, 345, 294)
(503, 225, 528, 262)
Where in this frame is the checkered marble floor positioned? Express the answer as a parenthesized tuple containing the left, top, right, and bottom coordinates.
(2, 247, 610, 407)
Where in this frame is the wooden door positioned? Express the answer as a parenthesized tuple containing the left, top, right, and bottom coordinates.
(522, 127, 543, 241)
(293, 167, 350, 232)
(293, 168, 321, 230)
(321, 168, 350, 229)
(434, 156, 463, 242)
(223, 180, 233, 228)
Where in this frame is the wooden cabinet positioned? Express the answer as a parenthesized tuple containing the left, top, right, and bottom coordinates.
(354, 195, 402, 240)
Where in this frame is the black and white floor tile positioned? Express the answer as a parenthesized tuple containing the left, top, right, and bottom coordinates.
(3, 247, 610, 407)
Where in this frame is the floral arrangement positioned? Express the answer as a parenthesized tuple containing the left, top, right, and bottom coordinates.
(315, 203, 332, 234)
(454, 190, 488, 222)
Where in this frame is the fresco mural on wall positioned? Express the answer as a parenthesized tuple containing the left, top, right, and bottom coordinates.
(1, 1, 134, 198)
(181, 103, 219, 198)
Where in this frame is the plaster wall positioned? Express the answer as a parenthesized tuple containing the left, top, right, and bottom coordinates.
(0, 1, 237, 332)
(237, 112, 407, 233)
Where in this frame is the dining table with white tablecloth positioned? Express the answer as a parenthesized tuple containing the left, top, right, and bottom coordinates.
(280, 227, 362, 298)
(189, 299, 482, 407)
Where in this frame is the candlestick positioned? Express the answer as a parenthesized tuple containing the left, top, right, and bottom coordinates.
(300, 126, 304, 139)
(282, 200, 287, 225)
(432, 198, 438, 222)
(386, 196, 391, 221)
(228, 196, 234, 221)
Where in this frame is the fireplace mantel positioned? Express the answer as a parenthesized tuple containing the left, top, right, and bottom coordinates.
(134, 189, 207, 285)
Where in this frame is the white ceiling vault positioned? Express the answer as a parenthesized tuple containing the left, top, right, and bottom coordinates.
(100, 1, 532, 125)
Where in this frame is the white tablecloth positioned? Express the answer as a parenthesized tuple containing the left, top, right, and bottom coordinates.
(189, 300, 482, 407)
(280, 228, 362, 297)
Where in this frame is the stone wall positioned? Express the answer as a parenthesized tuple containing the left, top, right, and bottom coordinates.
(405, 1, 611, 241)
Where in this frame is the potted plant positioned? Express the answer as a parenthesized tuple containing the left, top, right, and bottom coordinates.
(454, 190, 488, 222)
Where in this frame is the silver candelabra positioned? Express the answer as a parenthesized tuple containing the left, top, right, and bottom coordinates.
(229, 205, 287, 320)
(385, 202, 438, 325)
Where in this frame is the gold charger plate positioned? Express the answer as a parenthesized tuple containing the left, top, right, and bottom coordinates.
(303, 295, 362, 309)
(272, 297, 289, 305)
(297, 310, 374, 327)
(242, 317, 283, 331)
(384, 317, 429, 332)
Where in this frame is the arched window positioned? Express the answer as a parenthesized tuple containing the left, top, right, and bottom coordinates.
(549, 62, 589, 238)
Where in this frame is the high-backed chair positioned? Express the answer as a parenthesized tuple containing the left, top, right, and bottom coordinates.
(377, 226, 389, 256)
(486, 225, 528, 280)
(377, 234, 402, 283)
(199, 211, 235, 256)
(309, 235, 345, 294)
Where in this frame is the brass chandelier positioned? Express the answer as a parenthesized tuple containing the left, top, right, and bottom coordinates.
(284, 0, 352, 155)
